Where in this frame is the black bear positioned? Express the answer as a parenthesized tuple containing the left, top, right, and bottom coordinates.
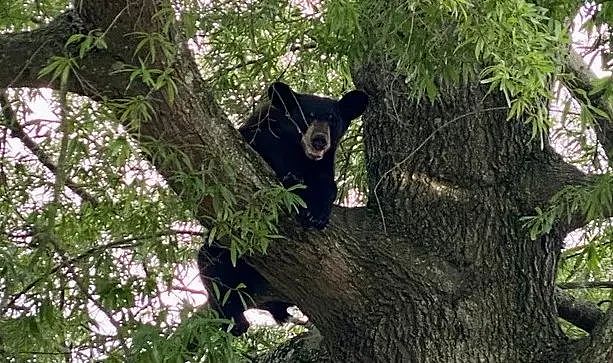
(241, 81, 368, 229)
(199, 82, 368, 334)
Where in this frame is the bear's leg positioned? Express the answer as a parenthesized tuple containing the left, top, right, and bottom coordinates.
(198, 244, 292, 335)
(299, 174, 337, 230)
(198, 245, 257, 335)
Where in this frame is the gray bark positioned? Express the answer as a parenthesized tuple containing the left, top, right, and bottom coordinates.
(555, 288, 605, 333)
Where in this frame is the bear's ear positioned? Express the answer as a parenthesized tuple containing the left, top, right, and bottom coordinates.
(338, 90, 368, 122)
(268, 82, 299, 112)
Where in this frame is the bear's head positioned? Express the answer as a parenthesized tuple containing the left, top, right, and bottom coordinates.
(268, 82, 368, 161)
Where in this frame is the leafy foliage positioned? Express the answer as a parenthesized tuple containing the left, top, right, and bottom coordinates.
(523, 174, 613, 240)
(107, 310, 238, 362)
(1, 0, 613, 360)
(234, 324, 307, 358)
(0, 0, 67, 30)
(0, 89, 207, 361)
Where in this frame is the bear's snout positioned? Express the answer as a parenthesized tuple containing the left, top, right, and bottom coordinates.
(302, 121, 331, 160)
(311, 135, 328, 151)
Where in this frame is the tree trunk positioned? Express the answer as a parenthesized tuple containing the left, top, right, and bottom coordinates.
(250, 73, 573, 361)
(0, 1, 611, 362)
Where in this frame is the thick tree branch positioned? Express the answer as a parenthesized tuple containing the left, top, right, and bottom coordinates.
(1, 0, 299, 338)
(558, 281, 613, 289)
(555, 288, 604, 333)
(518, 148, 588, 214)
(563, 48, 613, 164)
(518, 148, 613, 231)
(0, 2, 275, 199)
(572, 305, 613, 362)
(0, 10, 137, 99)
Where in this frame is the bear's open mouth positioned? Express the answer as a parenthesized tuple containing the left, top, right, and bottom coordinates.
(301, 135, 327, 160)
(301, 121, 330, 161)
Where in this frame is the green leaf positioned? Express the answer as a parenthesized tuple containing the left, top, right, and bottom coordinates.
(221, 289, 232, 306)
(212, 282, 221, 300)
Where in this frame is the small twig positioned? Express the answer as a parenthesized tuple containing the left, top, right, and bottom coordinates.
(99, 5, 129, 40)
(562, 239, 613, 259)
(0, 90, 98, 204)
(203, 43, 317, 83)
(373, 106, 508, 233)
(47, 88, 71, 232)
(170, 285, 207, 295)
(0, 230, 203, 314)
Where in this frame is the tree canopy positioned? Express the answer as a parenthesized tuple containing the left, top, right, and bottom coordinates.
(0, 0, 612, 362)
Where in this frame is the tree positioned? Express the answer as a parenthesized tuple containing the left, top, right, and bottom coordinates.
(0, 0, 612, 362)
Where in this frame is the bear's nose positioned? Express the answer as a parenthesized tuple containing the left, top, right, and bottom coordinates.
(311, 135, 328, 151)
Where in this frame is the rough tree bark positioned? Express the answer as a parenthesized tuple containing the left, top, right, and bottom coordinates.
(0, 1, 611, 362)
